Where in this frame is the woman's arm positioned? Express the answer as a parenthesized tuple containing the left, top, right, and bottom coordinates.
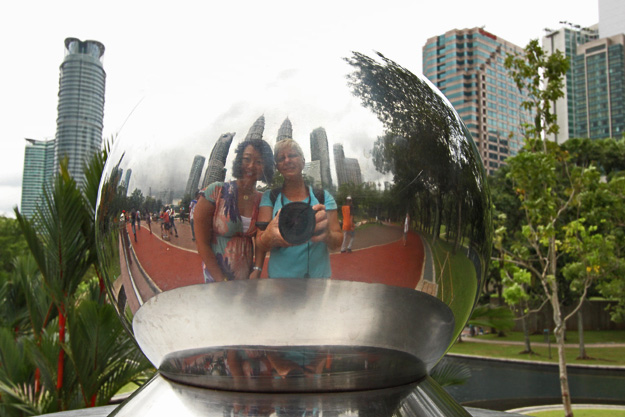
(194, 196, 227, 282)
(250, 240, 266, 279)
(324, 209, 343, 250)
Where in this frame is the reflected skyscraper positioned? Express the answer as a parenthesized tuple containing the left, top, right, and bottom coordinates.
(334, 143, 347, 186)
(54, 38, 106, 187)
(344, 158, 362, 185)
(202, 133, 235, 189)
(185, 155, 206, 196)
(245, 115, 265, 141)
(310, 127, 332, 188)
(20, 138, 56, 218)
(334, 143, 362, 186)
(276, 117, 293, 142)
(124, 169, 132, 195)
(303, 161, 322, 186)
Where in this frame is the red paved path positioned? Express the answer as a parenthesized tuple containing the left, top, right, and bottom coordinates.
(127, 223, 203, 291)
(330, 231, 424, 289)
(126, 222, 425, 293)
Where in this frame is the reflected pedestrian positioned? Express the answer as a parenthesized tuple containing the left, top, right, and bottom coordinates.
(340, 196, 355, 253)
(145, 209, 152, 234)
(189, 191, 199, 241)
(403, 212, 410, 246)
(130, 208, 138, 242)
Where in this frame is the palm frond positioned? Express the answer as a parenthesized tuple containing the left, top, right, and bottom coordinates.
(12, 254, 55, 338)
(430, 357, 471, 387)
(64, 299, 153, 406)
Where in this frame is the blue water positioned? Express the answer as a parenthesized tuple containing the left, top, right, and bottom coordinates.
(443, 355, 625, 408)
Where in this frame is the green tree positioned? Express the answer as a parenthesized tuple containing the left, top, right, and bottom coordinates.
(504, 39, 569, 151)
(127, 188, 145, 214)
(0, 217, 28, 281)
(15, 160, 94, 402)
(499, 142, 599, 416)
(501, 39, 597, 417)
(3, 149, 153, 415)
(347, 52, 489, 251)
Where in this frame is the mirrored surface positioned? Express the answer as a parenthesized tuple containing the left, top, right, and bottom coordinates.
(96, 51, 492, 392)
(109, 374, 473, 417)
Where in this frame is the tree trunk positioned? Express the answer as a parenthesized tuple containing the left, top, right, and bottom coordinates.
(549, 237, 574, 417)
(56, 304, 66, 411)
(521, 312, 533, 354)
(454, 200, 462, 253)
(555, 320, 573, 417)
(57, 307, 65, 391)
(577, 310, 588, 359)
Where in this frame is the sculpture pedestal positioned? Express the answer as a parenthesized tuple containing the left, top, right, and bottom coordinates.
(40, 374, 525, 416)
(109, 373, 470, 416)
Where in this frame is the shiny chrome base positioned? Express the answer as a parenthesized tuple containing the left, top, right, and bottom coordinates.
(109, 373, 471, 417)
(134, 279, 455, 392)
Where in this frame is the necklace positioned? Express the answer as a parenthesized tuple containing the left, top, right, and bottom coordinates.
(236, 180, 254, 201)
(240, 189, 253, 201)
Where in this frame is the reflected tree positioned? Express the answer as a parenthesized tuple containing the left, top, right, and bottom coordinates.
(345, 51, 491, 276)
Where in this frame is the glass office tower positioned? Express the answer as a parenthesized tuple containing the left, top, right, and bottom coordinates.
(572, 34, 625, 139)
(20, 138, 56, 218)
(423, 28, 533, 174)
(543, 25, 599, 143)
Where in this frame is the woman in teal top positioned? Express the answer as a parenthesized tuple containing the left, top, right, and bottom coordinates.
(256, 138, 343, 278)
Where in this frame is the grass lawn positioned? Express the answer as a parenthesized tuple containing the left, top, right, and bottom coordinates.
(116, 381, 140, 395)
(429, 238, 478, 339)
(524, 409, 625, 416)
(473, 330, 625, 345)
(449, 338, 625, 366)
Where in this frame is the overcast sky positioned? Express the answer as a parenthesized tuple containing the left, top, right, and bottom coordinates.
(0, 0, 599, 216)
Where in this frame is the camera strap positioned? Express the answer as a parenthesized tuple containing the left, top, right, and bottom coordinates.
(280, 191, 312, 278)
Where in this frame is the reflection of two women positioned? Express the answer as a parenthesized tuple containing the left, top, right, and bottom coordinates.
(195, 136, 343, 282)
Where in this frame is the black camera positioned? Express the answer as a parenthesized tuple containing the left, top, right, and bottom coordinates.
(278, 202, 317, 245)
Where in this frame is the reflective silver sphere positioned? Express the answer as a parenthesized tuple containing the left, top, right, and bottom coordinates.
(96, 51, 491, 393)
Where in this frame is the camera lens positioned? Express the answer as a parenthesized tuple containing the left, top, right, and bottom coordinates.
(278, 202, 316, 245)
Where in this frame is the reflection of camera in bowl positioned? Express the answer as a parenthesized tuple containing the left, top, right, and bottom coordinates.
(278, 202, 316, 245)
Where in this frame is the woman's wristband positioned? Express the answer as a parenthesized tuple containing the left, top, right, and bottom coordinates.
(252, 266, 262, 272)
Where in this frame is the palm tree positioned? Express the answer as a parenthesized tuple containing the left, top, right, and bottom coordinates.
(2, 147, 153, 415)
(15, 160, 93, 406)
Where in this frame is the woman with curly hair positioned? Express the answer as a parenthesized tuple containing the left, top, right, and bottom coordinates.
(194, 138, 274, 282)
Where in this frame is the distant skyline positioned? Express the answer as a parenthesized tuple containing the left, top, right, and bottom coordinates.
(0, 0, 599, 216)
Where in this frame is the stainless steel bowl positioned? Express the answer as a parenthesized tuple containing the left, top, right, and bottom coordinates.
(96, 50, 491, 393)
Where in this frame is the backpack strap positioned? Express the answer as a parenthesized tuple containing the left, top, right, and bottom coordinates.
(269, 188, 281, 205)
(269, 186, 325, 206)
(312, 187, 325, 205)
